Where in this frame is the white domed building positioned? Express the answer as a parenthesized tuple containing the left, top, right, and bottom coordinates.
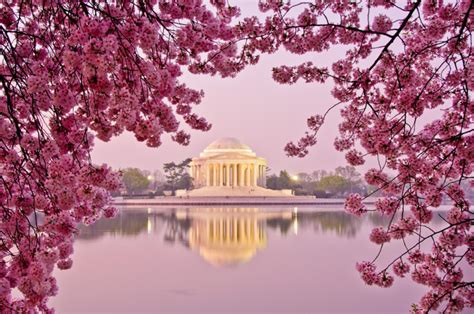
(184, 138, 293, 197)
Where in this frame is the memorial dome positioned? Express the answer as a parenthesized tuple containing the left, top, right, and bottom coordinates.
(200, 137, 255, 158)
(204, 137, 252, 151)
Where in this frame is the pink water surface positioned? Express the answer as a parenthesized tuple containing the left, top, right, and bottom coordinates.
(51, 206, 443, 313)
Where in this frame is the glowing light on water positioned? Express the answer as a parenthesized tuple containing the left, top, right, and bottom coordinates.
(147, 218, 152, 234)
(293, 207, 298, 235)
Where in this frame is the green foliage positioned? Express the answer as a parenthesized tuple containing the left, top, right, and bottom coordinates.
(266, 170, 293, 190)
(163, 158, 193, 194)
(266, 174, 279, 190)
(297, 172, 312, 182)
(266, 167, 372, 198)
(314, 175, 349, 197)
(122, 168, 150, 195)
(278, 170, 292, 188)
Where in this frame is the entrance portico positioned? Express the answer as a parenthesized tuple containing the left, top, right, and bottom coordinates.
(190, 138, 267, 188)
(184, 137, 294, 197)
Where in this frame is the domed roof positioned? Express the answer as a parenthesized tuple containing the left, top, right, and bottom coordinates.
(205, 137, 251, 150)
(199, 137, 256, 158)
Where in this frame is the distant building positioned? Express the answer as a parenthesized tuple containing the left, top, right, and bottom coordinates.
(190, 137, 267, 188)
(181, 137, 293, 197)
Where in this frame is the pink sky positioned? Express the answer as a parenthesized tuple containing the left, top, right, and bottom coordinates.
(91, 49, 349, 175)
(91, 1, 372, 175)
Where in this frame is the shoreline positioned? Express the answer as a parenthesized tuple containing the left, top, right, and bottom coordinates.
(112, 196, 378, 206)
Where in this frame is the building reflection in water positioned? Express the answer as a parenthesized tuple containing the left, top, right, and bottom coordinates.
(176, 208, 294, 267)
(77, 207, 449, 267)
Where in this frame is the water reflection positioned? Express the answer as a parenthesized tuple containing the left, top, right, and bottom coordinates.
(53, 207, 451, 312)
(184, 209, 273, 266)
(79, 208, 294, 266)
(77, 207, 447, 267)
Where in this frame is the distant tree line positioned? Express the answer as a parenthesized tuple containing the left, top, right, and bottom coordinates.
(121, 168, 151, 195)
(119, 158, 193, 196)
(119, 163, 474, 202)
(119, 164, 370, 198)
(266, 166, 374, 198)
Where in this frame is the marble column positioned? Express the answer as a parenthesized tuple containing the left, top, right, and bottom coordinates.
(255, 165, 258, 186)
(257, 165, 260, 186)
(256, 165, 260, 186)
(249, 164, 253, 186)
(219, 162, 223, 186)
(221, 165, 224, 186)
(206, 164, 210, 186)
(236, 164, 239, 186)
(254, 164, 257, 186)
(249, 164, 252, 186)
(252, 165, 254, 186)
(197, 165, 200, 185)
(232, 164, 237, 187)
(208, 164, 212, 186)
(263, 165, 266, 187)
(209, 164, 213, 186)
(211, 164, 216, 186)
(239, 164, 243, 186)
(226, 164, 230, 187)
(245, 164, 250, 186)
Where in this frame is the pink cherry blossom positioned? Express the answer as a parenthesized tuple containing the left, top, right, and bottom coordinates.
(372, 15, 392, 33)
(1, 0, 473, 312)
(393, 260, 411, 278)
(260, 1, 474, 310)
(375, 197, 399, 215)
(356, 261, 378, 285)
(0, 0, 244, 311)
(369, 227, 391, 245)
(344, 193, 367, 216)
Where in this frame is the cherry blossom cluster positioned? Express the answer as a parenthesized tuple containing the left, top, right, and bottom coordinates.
(0, 0, 245, 311)
(239, 0, 473, 312)
(1, 0, 472, 312)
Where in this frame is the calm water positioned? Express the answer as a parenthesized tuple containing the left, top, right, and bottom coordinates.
(50, 206, 448, 313)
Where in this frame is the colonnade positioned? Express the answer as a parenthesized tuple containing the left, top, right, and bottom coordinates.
(190, 164, 202, 184)
(190, 162, 266, 187)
